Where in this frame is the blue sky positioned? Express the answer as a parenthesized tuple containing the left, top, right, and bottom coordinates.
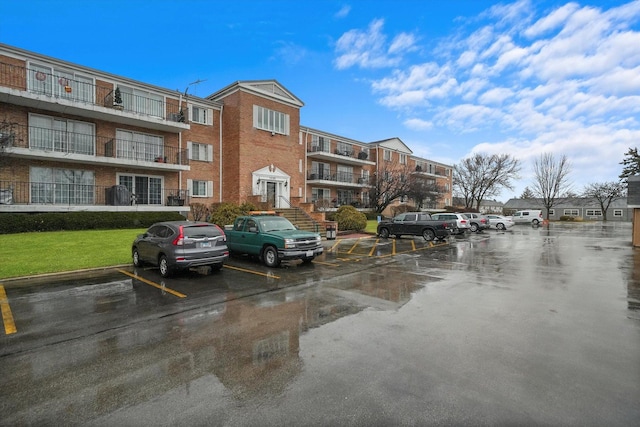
(1, 0, 639, 200)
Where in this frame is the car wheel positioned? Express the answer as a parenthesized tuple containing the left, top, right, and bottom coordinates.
(532, 219, 540, 225)
(470, 223, 478, 232)
(263, 246, 281, 268)
(132, 248, 143, 267)
(302, 257, 314, 264)
(379, 228, 390, 239)
(497, 223, 506, 230)
(422, 229, 436, 241)
(159, 255, 172, 278)
(210, 263, 223, 272)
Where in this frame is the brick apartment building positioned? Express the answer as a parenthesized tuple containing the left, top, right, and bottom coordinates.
(0, 43, 452, 218)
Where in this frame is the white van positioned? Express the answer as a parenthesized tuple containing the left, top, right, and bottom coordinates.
(512, 210, 544, 225)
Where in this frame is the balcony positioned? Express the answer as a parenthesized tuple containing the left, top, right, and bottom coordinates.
(0, 181, 190, 212)
(307, 144, 374, 166)
(307, 170, 370, 188)
(4, 124, 189, 171)
(0, 61, 189, 132)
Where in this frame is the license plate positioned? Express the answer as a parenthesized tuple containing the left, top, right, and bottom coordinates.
(306, 250, 313, 257)
(201, 241, 212, 248)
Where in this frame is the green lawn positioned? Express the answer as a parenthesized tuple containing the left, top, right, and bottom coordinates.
(0, 222, 381, 280)
(0, 228, 146, 280)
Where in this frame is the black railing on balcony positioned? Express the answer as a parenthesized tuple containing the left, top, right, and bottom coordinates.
(0, 61, 187, 123)
(308, 143, 369, 160)
(5, 124, 189, 166)
(307, 170, 369, 185)
(0, 181, 190, 207)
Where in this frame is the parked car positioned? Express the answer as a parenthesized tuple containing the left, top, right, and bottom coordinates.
(132, 221, 229, 277)
(376, 212, 454, 241)
(512, 210, 544, 225)
(429, 213, 471, 235)
(485, 214, 515, 230)
(225, 212, 323, 267)
(461, 212, 490, 232)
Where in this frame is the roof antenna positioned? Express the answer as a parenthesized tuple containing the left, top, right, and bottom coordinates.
(184, 79, 207, 97)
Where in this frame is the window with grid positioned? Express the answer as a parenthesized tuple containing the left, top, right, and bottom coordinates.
(564, 209, 579, 216)
(188, 142, 213, 162)
(188, 179, 213, 197)
(253, 105, 290, 135)
(190, 105, 212, 125)
(31, 167, 94, 205)
(586, 209, 602, 216)
(614, 209, 623, 217)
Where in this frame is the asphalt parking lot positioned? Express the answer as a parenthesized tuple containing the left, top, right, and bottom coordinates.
(0, 222, 638, 426)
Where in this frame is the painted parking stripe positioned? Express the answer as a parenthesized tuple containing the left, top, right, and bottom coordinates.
(118, 269, 187, 298)
(0, 285, 17, 334)
(223, 264, 281, 278)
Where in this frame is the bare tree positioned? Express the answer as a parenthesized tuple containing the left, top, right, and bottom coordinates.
(406, 175, 444, 210)
(453, 153, 521, 210)
(532, 153, 572, 219)
(582, 181, 626, 221)
(369, 160, 413, 213)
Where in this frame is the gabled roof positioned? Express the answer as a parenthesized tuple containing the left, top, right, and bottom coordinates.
(368, 137, 413, 155)
(504, 197, 629, 209)
(207, 80, 304, 108)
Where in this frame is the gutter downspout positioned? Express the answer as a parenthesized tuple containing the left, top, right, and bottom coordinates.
(219, 104, 223, 203)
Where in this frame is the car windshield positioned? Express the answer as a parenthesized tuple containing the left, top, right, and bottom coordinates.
(259, 217, 296, 232)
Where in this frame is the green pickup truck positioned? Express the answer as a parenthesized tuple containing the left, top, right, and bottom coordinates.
(225, 212, 323, 267)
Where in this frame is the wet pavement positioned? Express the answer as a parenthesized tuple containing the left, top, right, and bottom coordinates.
(0, 222, 639, 426)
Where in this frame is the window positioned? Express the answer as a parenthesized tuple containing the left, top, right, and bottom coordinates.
(311, 135, 330, 151)
(190, 105, 212, 125)
(359, 170, 369, 184)
(312, 188, 331, 202)
(28, 63, 94, 104)
(336, 165, 353, 183)
(187, 179, 213, 197)
(337, 142, 352, 156)
(548, 209, 555, 216)
(311, 161, 331, 180)
(31, 167, 94, 205)
(29, 114, 95, 155)
(188, 142, 213, 162)
(399, 154, 406, 164)
(116, 130, 163, 162)
(117, 85, 163, 118)
(564, 209, 579, 216)
(586, 209, 602, 216)
(119, 174, 163, 205)
(383, 149, 391, 161)
(253, 105, 290, 135)
(614, 209, 623, 217)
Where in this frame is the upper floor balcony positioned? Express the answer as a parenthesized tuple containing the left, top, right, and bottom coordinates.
(0, 61, 189, 133)
(307, 143, 375, 166)
(413, 164, 450, 179)
(2, 123, 189, 171)
(307, 169, 370, 188)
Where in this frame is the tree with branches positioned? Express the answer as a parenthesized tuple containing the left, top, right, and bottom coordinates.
(369, 160, 413, 213)
(453, 153, 521, 210)
(520, 186, 535, 199)
(582, 181, 626, 221)
(406, 175, 444, 210)
(532, 153, 572, 219)
(619, 147, 640, 185)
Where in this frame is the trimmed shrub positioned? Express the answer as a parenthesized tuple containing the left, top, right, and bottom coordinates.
(208, 202, 243, 227)
(334, 205, 367, 232)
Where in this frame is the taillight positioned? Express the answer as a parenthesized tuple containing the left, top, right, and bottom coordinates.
(172, 225, 184, 246)
(214, 224, 227, 242)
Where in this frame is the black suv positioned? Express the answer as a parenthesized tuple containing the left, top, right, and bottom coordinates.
(132, 221, 229, 277)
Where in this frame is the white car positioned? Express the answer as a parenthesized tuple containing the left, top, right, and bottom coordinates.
(485, 215, 515, 230)
(512, 210, 544, 225)
(430, 213, 471, 235)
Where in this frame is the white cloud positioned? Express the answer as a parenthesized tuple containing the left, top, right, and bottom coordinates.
(404, 118, 433, 131)
(335, 5, 351, 19)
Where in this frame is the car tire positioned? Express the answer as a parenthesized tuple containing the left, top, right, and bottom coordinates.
(422, 229, 436, 241)
(532, 219, 540, 225)
(132, 248, 143, 267)
(497, 223, 506, 230)
(379, 228, 390, 239)
(159, 255, 172, 278)
(470, 223, 478, 232)
(263, 246, 281, 268)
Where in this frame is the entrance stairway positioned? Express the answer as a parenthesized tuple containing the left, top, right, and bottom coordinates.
(275, 208, 321, 234)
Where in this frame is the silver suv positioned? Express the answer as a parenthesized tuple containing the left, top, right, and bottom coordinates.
(461, 212, 490, 232)
(132, 221, 229, 277)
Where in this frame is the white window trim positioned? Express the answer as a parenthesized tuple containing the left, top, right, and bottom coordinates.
(189, 104, 213, 126)
(187, 179, 214, 197)
(613, 209, 623, 217)
(253, 105, 290, 135)
(187, 141, 213, 162)
(564, 209, 579, 216)
(585, 209, 602, 216)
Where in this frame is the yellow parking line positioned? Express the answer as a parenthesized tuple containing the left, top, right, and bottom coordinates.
(117, 269, 187, 298)
(368, 239, 380, 257)
(392, 239, 396, 255)
(347, 238, 362, 254)
(328, 239, 342, 253)
(313, 260, 340, 267)
(411, 240, 416, 251)
(223, 264, 281, 278)
(0, 285, 17, 334)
